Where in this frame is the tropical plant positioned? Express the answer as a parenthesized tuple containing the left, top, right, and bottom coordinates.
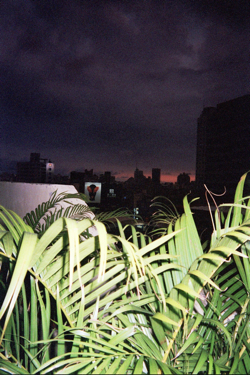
(23, 190, 135, 237)
(0, 173, 250, 373)
(22, 190, 93, 237)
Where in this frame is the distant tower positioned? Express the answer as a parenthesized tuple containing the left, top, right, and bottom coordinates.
(134, 168, 144, 184)
(104, 171, 111, 185)
(152, 168, 161, 184)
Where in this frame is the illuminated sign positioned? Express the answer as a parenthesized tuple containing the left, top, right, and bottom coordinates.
(85, 182, 102, 203)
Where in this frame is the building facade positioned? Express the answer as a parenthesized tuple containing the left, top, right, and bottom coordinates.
(152, 168, 161, 184)
(134, 168, 145, 185)
(196, 95, 250, 193)
(17, 153, 53, 183)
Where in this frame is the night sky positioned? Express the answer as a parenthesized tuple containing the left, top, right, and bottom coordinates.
(1, 0, 250, 182)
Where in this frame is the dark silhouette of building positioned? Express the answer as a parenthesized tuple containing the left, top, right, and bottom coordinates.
(70, 171, 85, 191)
(152, 168, 161, 184)
(70, 169, 99, 192)
(196, 95, 250, 194)
(177, 172, 190, 188)
(17, 153, 52, 183)
(134, 168, 145, 185)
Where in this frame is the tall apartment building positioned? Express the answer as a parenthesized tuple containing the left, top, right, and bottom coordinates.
(17, 153, 54, 183)
(196, 95, 250, 193)
(134, 168, 145, 185)
(152, 168, 161, 184)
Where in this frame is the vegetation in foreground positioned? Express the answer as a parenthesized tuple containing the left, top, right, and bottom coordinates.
(1, 173, 250, 373)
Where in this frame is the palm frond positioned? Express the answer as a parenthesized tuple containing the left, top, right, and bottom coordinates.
(1, 174, 250, 373)
(23, 191, 93, 236)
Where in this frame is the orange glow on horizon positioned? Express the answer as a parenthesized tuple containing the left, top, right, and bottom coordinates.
(150, 174, 195, 183)
(116, 172, 195, 183)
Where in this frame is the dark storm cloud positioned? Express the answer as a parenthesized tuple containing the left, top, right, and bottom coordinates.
(1, 0, 250, 178)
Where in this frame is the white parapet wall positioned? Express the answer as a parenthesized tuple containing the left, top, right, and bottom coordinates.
(0, 182, 95, 227)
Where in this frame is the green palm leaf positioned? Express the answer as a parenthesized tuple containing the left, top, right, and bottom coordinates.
(1, 173, 250, 373)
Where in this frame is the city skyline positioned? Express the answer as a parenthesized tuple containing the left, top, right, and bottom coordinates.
(13, 151, 185, 183)
(1, 1, 250, 182)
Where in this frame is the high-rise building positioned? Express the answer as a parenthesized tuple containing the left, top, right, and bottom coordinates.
(196, 95, 250, 193)
(152, 168, 161, 184)
(134, 168, 144, 184)
(17, 153, 53, 183)
(104, 171, 111, 185)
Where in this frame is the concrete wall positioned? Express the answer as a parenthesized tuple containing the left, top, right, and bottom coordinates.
(0, 181, 94, 220)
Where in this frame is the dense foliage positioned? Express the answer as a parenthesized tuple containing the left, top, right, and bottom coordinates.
(1, 173, 250, 373)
